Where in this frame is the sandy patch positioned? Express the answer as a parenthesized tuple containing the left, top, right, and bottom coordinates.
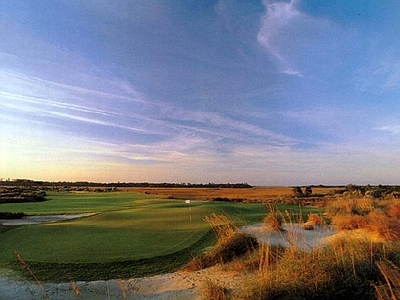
(241, 223, 337, 251)
(0, 265, 249, 300)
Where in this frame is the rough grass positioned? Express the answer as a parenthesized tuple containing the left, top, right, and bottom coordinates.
(202, 278, 228, 300)
(239, 233, 400, 300)
(185, 213, 258, 271)
(236, 198, 400, 300)
(325, 197, 375, 217)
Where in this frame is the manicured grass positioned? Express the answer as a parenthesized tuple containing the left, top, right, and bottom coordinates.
(0, 191, 150, 214)
(0, 191, 323, 281)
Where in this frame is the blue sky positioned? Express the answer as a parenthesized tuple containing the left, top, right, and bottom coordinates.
(1, 0, 400, 185)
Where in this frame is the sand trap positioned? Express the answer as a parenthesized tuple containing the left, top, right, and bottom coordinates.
(241, 223, 337, 251)
(0, 267, 235, 300)
(0, 213, 96, 225)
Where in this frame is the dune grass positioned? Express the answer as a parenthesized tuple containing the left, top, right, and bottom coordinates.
(219, 198, 400, 300)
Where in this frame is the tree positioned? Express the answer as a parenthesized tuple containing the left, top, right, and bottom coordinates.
(305, 186, 312, 196)
(292, 187, 303, 196)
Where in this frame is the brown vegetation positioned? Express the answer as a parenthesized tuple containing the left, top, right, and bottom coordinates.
(130, 186, 338, 203)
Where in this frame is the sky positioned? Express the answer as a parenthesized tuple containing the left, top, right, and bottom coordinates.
(1, 0, 400, 186)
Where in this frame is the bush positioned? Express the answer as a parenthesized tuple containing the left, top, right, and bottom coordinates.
(0, 212, 26, 219)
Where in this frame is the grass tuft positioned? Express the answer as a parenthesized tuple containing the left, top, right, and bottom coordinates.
(202, 278, 228, 300)
(185, 213, 258, 271)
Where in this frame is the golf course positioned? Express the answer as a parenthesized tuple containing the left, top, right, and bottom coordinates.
(0, 189, 322, 282)
(0, 190, 251, 281)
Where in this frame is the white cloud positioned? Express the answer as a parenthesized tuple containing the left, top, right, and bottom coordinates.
(377, 125, 400, 134)
(258, 0, 302, 75)
(257, 0, 337, 77)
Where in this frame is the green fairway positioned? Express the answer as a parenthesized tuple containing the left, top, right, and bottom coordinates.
(0, 191, 321, 281)
(0, 192, 264, 261)
(0, 191, 151, 214)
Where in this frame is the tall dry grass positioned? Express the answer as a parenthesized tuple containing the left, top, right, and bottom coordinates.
(235, 198, 400, 300)
(204, 213, 238, 243)
(202, 278, 228, 300)
(239, 231, 396, 300)
(185, 213, 258, 272)
(325, 197, 375, 216)
(15, 251, 50, 300)
(374, 259, 400, 300)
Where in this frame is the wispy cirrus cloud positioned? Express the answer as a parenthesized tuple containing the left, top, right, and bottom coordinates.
(377, 125, 400, 134)
(258, 0, 302, 76)
(257, 0, 338, 77)
(165, 108, 297, 147)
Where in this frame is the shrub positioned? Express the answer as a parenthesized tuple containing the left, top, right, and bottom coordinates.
(0, 212, 26, 219)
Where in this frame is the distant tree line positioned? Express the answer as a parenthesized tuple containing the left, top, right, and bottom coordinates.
(291, 184, 400, 199)
(0, 179, 252, 189)
(0, 188, 47, 204)
(0, 212, 26, 219)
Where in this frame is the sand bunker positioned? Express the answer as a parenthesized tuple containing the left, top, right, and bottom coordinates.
(241, 223, 337, 251)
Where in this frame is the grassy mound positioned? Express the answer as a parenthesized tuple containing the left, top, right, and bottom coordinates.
(6, 230, 216, 282)
(185, 213, 258, 271)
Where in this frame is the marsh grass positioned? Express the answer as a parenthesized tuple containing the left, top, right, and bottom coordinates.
(374, 259, 400, 300)
(326, 197, 375, 217)
(241, 234, 389, 299)
(262, 205, 284, 231)
(185, 213, 258, 271)
(239, 199, 400, 300)
(202, 278, 228, 300)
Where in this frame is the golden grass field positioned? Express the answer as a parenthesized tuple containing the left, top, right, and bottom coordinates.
(127, 186, 339, 202)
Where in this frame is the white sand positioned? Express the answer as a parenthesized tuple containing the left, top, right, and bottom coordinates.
(0, 265, 248, 300)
